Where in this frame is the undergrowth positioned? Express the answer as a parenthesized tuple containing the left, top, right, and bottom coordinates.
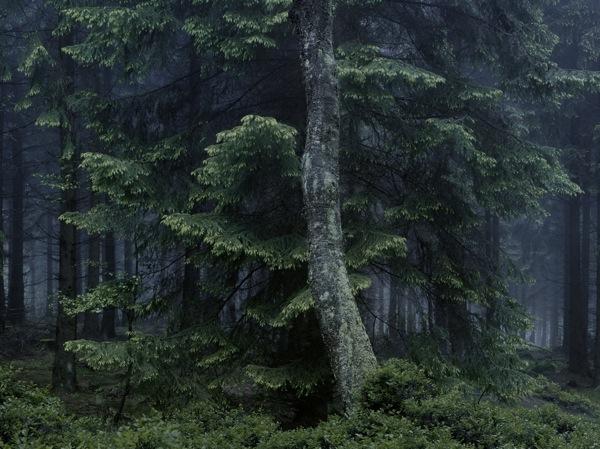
(1, 359, 600, 448)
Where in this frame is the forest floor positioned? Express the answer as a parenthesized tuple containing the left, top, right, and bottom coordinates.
(0, 321, 150, 420)
(1, 322, 600, 423)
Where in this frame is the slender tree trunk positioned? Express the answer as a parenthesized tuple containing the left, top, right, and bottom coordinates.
(594, 150, 600, 382)
(46, 213, 55, 317)
(581, 154, 591, 362)
(550, 293, 560, 349)
(563, 199, 571, 350)
(485, 211, 500, 323)
(567, 192, 588, 373)
(180, 48, 202, 330)
(292, 0, 377, 413)
(7, 129, 24, 323)
(181, 249, 201, 329)
(52, 31, 78, 392)
(101, 232, 116, 339)
(124, 240, 134, 276)
(0, 82, 6, 333)
(82, 192, 100, 338)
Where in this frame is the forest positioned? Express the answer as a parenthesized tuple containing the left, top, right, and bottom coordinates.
(2, 0, 600, 447)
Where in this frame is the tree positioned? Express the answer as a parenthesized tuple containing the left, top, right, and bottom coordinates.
(100, 231, 116, 339)
(7, 128, 24, 323)
(82, 191, 100, 338)
(0, 82, 5, 332)
(52, 28, 78, 392)
(291, 0, 377, 411)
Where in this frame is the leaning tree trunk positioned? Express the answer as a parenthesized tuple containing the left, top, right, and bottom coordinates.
(291, 0, 377, 413)
(52, 31, 78, 392)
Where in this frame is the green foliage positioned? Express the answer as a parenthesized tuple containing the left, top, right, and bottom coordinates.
(62, 277, 139, 315)
(26, 0, 592, 421)
(3, 360, 600, 449)
(360, 359, 439, 413)
(0, 365, 72, 445)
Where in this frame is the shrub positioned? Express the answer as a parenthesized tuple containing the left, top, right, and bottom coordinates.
(3, 359, 600, 449)
(361, 359, 439, 413)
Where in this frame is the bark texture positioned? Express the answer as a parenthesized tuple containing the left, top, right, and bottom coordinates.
(292, 0, 377, 413)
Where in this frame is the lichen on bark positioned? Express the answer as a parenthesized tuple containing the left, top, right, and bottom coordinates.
(291, 0, 377, 413)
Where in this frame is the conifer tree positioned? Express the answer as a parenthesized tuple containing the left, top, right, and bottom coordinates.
(53, 25, 79, 393)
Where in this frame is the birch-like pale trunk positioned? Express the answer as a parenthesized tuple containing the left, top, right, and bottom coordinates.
(292, 0, 377, 413)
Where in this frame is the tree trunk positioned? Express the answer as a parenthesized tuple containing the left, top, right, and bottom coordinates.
(180, 47, 202, 330)
(101, 232, 116, 339)
(485, 211, 500, 323)
(550, 293, 560, 348)
(52, 31, 78, 392)
(82, 192, 101, 338)
(292, 0, 377, 413)
(580, 154, 591, 360)
(566, 193, 588, 373)
(563, 199, 571, 350)
(594, 151, 600, 382)
(46, 212, 55, 317)
(181, 249, 201, 329)
(7, 129, 24, 323)
(0, 82, 6, 333)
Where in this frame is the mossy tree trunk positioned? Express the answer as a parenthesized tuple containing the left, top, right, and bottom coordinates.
(292, 0, 377, 413)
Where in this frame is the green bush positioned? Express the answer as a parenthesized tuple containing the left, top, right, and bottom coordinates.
(361, 359, 439, 412)
(0, 365, 70, 444)
(3, 359, 600, 449)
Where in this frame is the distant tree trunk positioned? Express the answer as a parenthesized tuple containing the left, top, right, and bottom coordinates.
(82, 192, 100, 338)
(7, 129, 25, 323)
(46, 213, 55, 317)
(485, 211, 500, 323)
(292, 0, 377, 413)
(123, 240, 134, 276)
(101, 232, 116, 339)
(580, 153, 591, 360)
(389, 274, 403, 354)
(563, 199, 571, 350)
(52, 31, 78, 393)
(541, 305, 549, 348)
(566, 192, 588, 374)
(180, 47, 202, 330)
(594, 151, 600, 382)
(181, 249, 201, 329)
(119, 239, 135, 328)
(550, 294, 560, 349)
(0, 83, 5, 333)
